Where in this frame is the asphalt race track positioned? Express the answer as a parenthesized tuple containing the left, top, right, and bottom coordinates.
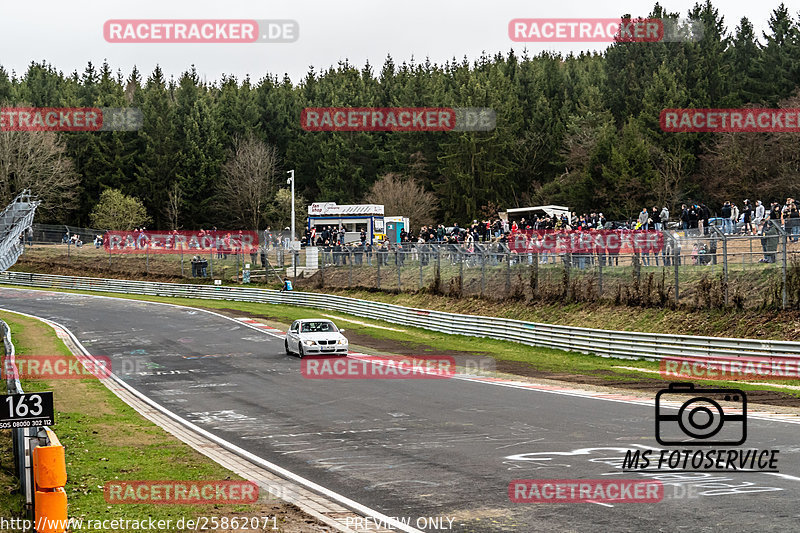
(2, 286, 799, 532)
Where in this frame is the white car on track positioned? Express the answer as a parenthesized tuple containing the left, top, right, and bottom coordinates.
(285, 319, 349, 357)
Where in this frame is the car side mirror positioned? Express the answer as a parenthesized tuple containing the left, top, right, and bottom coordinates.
(340, 329, 346, 334)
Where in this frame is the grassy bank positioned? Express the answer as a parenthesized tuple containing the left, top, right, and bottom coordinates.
(297, 287, 800, 341)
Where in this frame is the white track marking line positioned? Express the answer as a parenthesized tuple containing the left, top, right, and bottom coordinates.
(763, 473, 800, 482)
(613, 366, 800, 391)
(587, 501, 614, 508)
(319, 314, 405, 332)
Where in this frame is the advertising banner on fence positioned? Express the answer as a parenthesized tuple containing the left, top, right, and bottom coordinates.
(508, 229, 664, 254)
(104, 230, 259, 254)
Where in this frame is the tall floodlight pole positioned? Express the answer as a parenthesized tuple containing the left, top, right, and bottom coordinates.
(287, 170, 296, 268)
(286, 170, 295, 243)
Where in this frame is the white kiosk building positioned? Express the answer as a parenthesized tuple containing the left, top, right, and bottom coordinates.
(307, 202, 385, 244)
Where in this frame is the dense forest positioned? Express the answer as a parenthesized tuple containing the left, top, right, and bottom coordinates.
(1, 1, 800, 229)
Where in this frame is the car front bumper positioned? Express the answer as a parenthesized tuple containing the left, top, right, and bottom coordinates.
(303, 345, 349, 354)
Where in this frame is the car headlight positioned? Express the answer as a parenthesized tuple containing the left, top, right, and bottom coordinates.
(303, 340, 316, 346)
(338, 339, 347, 345)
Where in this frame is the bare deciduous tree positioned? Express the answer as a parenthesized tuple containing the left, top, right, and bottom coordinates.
(0, 131, 80, 220)
(165, 182, 183, 230)
(363, 173, 438, 227)
(218, 134, 279, 230)
(272, 187, 307, 232)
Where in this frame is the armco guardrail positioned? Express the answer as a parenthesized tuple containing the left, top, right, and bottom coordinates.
(1, 317, 68, 532)
(2, 271, 799, 362)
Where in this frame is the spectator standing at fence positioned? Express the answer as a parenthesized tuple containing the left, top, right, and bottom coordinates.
(658, 206, 669, 231)
(753, 200, 765, 234)
(785, 198, 800, 242)
(760, 216, 780, 263)
(689, 204, 699, 232)
(650, 207, 660, 230)
(699, 203, 710, 235)
(742, 199, 754, 235)
(637, 208, 649, 230)
(768, 202, 781, 226)
(720, 202, 732, 234)
(680, 204, 689, 230)
(730, 203, 739, 234)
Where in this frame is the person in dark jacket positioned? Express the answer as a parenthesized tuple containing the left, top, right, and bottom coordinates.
(680, 204, 690, 230)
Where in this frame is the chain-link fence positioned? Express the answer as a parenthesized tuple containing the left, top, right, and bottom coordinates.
(293, 223, 798, 310)
(11, 223, 800, 310)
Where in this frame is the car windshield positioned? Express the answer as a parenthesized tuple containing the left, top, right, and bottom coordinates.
(301, 321, 337, 333)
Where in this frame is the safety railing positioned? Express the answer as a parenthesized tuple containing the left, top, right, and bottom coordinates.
(0, 190, 40, 272)
(2, 271, 799, 363)
(1, 318, 67, 532)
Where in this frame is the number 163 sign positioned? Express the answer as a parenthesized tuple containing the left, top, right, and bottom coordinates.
(1, 392, 54, 428)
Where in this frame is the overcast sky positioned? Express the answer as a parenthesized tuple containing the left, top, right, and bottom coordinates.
(6, 1, 800, 84)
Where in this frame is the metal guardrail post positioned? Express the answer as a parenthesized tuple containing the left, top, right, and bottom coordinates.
(396, 249, 401, 290)
(782, 231, 788, 310)
(713, 227, 728, 306)
(436, 246, 441, 292)
(597, 250, 603, 296)
(480, 253, 486, 297)
(505, 253, 511, 296)
(320, 250, 325, 287)
(418, 248, 423, 289)
(458, 252, 464, 292)
(376, 252, 381, 290)
(349, 250, 353, 288)
(667, 233, 680, 303)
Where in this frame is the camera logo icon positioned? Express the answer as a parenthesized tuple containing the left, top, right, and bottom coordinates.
(655, 383, 747, 445)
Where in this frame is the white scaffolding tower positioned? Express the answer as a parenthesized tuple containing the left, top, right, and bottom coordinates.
(0, 190, 40, 272)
